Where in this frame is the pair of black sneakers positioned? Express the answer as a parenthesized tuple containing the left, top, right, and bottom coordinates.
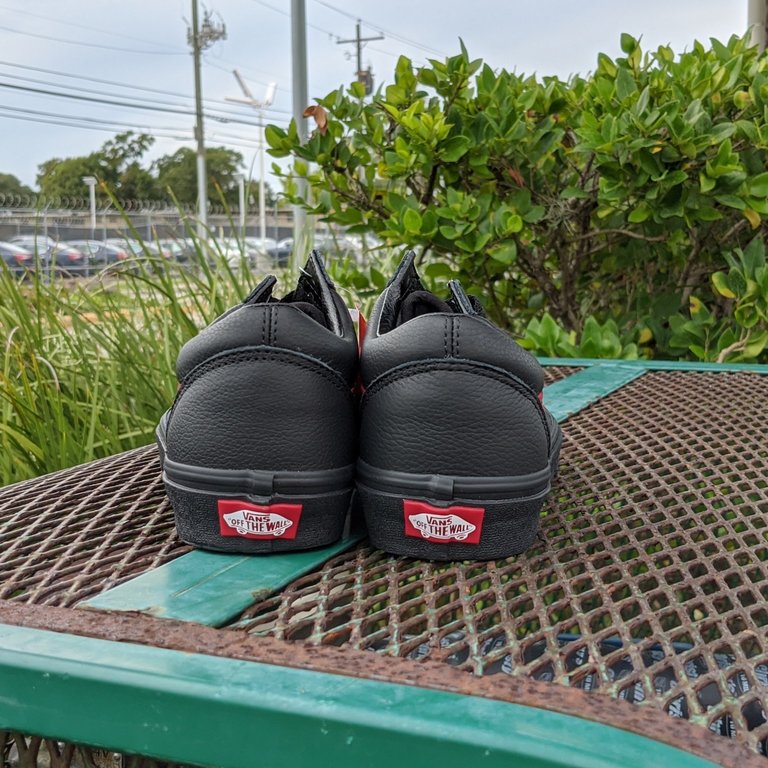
(156, 251, 562, 562)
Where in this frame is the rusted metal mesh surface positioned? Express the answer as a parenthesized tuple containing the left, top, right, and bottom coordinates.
(233, 371, 768, 758)
(542, 365, 580, 384)
(1, 731, 188, 768)
(0, 447, 189, 607)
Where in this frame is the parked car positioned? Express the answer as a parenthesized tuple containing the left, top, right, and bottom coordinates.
(9, 235, 87, 275)
(214, 238, 262, 267)
(157, 239, 188, 262)
(68, 240, 131, 273)
(105, 238, 143, 259)
(266, 237, 293, 266)
(314, 233, 361, 261)
(0, 241, 33, 275)
(144, 241, 174, 260)
(244, 237, 277, 255)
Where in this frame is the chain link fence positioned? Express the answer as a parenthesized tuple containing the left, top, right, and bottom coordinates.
(0, 195, 294, 244)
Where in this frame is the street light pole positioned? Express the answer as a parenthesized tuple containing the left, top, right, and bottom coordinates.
(234, 173, 246, 237)
(258, 109, 267, 245)
(226, 74, 275, 246)
(82, 176, 97, 239)
(749, 0, 768, 50)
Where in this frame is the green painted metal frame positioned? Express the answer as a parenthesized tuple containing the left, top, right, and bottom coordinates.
(81, 532, 364, 626)
(537, 356, 768, 374)
(81, 361, 646, 625)
(539, 363, 645, 422)
(0, 623, 716, 768)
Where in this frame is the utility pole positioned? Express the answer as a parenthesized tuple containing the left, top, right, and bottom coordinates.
(749, 0, 767, 50)
(187, 1, 226, 237)
(291, 0, 309, 270)
(337, 19, 383, 96)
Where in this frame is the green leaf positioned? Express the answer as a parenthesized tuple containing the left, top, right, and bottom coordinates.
(620, 33, 638, 54)
(403, 208, 422, 234)
(504, 213, 523, 234)
(712, 271, 736, 299)
(490, 242, 517, 264)
(715, 194, 746, 210)
(628, 202, 651, 223)
(741, 331, 768, 359)
(749, 172, 768, 198)
(615, 68, 637, 101)
(440, 135, 471, 162)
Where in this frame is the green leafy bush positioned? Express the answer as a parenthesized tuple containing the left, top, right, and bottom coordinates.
(268, 34, 768, 361)
(668, 237, 768, 361)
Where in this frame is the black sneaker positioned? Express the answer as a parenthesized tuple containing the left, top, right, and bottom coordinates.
(156, 252, 358, 553)
(357, 251, 562, 561)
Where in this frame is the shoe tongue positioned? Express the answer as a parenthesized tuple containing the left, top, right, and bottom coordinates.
(285, 300, 328, 328)
(397, 290, 453, 324)
(242, 275, 277, 305)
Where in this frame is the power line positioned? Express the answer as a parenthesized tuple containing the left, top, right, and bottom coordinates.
(0, 23, 186, 55)
(0, 80, 281, 128)
(0, 69, 292, 122)
(0, 103, 270, 144)
(0, 80, 196, 116)
(0, 110, 191, 141)
(0, 4, 187, 53)
(0, 59, 293, 116)
(311, 0, 449, 57)
(251, 0, 336, 37)
(0, 109, 268, 152)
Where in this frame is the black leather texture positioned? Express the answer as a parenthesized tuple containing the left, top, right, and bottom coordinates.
(176, 303, 357, 384)
(361, 313, 544, 392)
(360, 360, 548, 476)
(167, 347, 356, 470)
(360, 251, 555, 486)
(163, 251, 358, 476)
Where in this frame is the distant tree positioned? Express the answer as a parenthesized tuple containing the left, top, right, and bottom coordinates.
(245, 179, 278, 209)
(118, 163, 160, 201)
(0, 173, 34, 198)
(154, 146, 243, 206)
(37, 155, 112, 201)
(36, 132, 160, 201)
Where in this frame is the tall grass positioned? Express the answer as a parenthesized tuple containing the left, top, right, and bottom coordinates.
(0, 242, 267, 487)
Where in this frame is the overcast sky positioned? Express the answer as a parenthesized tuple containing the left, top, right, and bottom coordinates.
(0, 0, 749, 191)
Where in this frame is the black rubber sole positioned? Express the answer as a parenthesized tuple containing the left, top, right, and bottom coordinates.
(164, 477, 354, 554)
(358, 426, 562, 562)
(157, 419, 354, 554)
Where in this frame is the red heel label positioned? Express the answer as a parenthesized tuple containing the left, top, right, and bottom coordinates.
(218, 500, 303, 540)
(403, 500, 485, 544)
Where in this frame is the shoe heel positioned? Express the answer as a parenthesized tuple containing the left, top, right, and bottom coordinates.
(164, 477, 353, 554)
(158, 423, 355, 554)
(358, 483, 550, 562)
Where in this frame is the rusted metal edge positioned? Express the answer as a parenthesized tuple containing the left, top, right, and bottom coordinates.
(0, 600, 759, 768)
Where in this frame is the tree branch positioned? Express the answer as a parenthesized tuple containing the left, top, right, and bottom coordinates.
(717, 336, 748, 364)
(569, 228, 668, 243)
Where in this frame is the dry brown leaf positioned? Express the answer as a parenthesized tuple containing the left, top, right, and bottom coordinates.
(303, 105, 328, 135)
(508, 168, 525, 188)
